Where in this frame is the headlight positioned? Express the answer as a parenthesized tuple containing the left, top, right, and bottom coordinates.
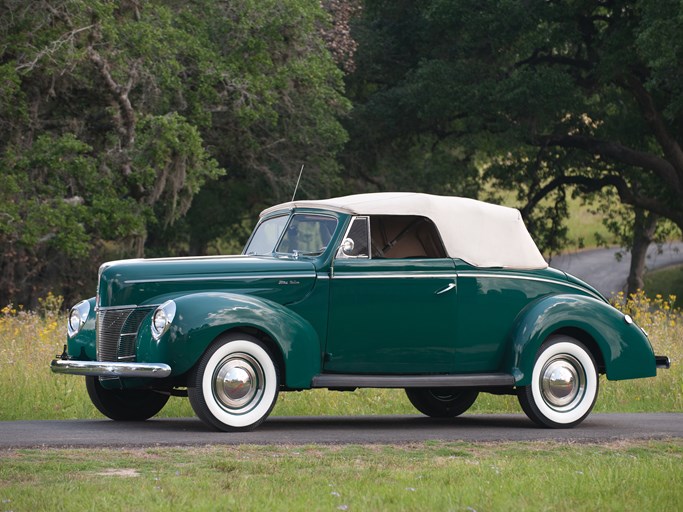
(151, 300, 176, 340)
(67, 300, 90, 338)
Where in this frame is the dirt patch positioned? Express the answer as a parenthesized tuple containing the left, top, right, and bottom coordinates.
(94, 468, 140, 477)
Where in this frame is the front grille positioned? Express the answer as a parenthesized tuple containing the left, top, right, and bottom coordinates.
(96, 307, 155, 362)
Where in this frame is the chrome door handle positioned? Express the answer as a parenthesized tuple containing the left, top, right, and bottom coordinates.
(435, 282, 456, 295)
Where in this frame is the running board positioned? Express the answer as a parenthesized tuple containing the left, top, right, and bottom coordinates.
(311, 373, 515, 389)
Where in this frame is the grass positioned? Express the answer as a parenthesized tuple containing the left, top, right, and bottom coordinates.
(563, 198, 615, 250)
(1, 440, 682, 511)
(0, 292, 680, 422)
(644, 264, 683, 309)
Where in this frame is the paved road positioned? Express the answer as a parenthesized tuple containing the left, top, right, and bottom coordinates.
(550, 242, 683, 297)
(2, 414, 682, 449)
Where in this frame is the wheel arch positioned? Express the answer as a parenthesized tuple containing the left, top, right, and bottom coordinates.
(149, 292, 321, 388)
(504, 293, 656, 386)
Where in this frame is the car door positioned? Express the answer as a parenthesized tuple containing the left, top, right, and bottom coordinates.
(324, 215, 459, 374)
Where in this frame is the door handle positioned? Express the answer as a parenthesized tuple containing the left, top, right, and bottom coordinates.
(435, 282, 456, 295)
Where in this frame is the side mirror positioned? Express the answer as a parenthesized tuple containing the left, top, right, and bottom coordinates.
(341, 238, 355, 256)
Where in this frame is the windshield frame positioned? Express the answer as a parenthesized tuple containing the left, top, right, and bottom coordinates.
(243, 212, 290, 256)
(243, 210, 340, 258)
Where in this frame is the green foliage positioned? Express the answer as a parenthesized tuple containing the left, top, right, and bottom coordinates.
(133, 113, 222, 228)
(2, 134, 117, 258)
(156, 0, 351, 256)
(346, 0, 683, 255)
(0, 0, 348, 305)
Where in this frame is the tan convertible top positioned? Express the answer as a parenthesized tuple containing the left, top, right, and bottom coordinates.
(261, 192, 548, 269)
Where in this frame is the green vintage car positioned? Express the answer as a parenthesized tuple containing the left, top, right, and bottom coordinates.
(51, 193, 670, 431)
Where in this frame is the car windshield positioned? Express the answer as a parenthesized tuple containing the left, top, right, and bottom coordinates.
(244, 214, 289, 255)
(244, 214, 338, 256)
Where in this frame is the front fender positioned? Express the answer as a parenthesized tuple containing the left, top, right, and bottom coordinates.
(505, 294, 656, 385)
(139, 292, 321, 388)
(65, 297, 97, 360)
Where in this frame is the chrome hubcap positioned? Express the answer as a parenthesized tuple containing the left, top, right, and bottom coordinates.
(540, 355, 585, 410)
(213, 353, 264, 412)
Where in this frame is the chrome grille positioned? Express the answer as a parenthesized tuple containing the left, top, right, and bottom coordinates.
(96, 307, 155, 362)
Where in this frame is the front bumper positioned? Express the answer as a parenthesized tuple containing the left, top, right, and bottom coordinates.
(50, 359, 172, 378)
(656, 355, 671, 369)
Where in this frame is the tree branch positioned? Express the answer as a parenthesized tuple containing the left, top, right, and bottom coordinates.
(625, 75, 683, 176)
(87, 47, 136, 151)
(15, 25, 94, 73)
(521, 173, 683, 231)
(537, 134, 681, 194)
(514, 50, 592, 71)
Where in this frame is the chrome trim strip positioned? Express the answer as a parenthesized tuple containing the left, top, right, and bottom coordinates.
(50, 359, 172, 378)
(96, 304, 141, 312)
(332, 273, 458, 279)
(330, 270, 602, 299)
(124, 273, 315, 284)
(457, 272, 604, 300)
(435, 282, 457, 295)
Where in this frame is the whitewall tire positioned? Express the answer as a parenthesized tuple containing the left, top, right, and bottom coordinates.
(517, 335, 599, 428)
(188, 333, 279, 432)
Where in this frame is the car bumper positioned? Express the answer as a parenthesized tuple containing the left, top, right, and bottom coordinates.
(50, 359, 172, 378)
(656, 355, 671, 369)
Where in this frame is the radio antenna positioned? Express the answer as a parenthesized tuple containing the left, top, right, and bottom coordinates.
(291, 164, 305, 201)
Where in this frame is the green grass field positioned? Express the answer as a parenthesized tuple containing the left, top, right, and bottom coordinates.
(1, 441, 682, 511)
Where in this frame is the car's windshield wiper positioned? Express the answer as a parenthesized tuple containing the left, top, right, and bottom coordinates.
(281, 249, 325, 259)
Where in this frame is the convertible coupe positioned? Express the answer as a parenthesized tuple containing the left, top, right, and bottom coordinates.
(51, 193, 670, 430)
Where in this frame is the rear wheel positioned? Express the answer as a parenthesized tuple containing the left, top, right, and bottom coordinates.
(85, 376, 169, 421)
(188, 333, 279, 432)
(517, 335, 599, 428)
(405, 388, 479, 418)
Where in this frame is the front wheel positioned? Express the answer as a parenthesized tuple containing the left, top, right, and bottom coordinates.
(188, 334, 279, 432)
(85, 376, 169, 421)
(517, 336, 599, 428)
(405, 388, 479, 418)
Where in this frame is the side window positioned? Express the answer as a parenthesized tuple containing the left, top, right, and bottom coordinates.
(370, 216, 446, 259)
(336, 216, 369, 258)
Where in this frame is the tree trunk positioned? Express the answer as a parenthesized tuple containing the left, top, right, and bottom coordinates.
(626, 209, 658, 296)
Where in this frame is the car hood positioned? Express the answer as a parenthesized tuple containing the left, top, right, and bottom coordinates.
(97, 255, 318, 308)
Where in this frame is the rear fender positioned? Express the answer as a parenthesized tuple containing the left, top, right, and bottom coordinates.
(138, 292, 321, 388)
(504, 294, 656, 385)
